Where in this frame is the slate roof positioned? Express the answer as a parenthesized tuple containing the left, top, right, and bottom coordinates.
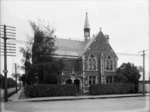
(54, 38, 88, 58)
(54, 31, 118, 59)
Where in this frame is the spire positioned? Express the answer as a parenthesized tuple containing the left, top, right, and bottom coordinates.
(84, 12, 90, 40)
(84, 12, 90, 29)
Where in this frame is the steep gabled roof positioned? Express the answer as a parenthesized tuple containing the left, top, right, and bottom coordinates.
(54, 31, 118, 59)
(54, 38, 87, 58)
(86, 30, 118, 59)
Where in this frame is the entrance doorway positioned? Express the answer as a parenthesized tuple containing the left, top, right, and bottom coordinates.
(74, 79, 80, 93)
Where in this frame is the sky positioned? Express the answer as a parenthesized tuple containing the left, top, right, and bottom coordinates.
(0, 0, 149, 80)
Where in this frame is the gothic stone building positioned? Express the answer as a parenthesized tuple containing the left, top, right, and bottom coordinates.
(54, 13, 118, 93)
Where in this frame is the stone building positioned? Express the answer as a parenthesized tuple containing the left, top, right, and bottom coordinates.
(54, 12, 118, 93)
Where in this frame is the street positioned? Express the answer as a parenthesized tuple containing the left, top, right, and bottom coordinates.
(1, 96, 149, 112)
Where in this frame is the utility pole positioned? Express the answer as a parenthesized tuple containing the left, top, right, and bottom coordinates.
(15, 63, 17, 93)
(0, 24, 16, 102)
(142, 50, 145, 96)
(138, 50, 146, 96)
(3, 25, 8, 102)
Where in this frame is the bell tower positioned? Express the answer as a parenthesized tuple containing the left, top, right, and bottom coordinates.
(84, 12, 90, 41)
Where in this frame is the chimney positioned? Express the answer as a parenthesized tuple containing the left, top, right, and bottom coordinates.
(105, 35, 109, 43)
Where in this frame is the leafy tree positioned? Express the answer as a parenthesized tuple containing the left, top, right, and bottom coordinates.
(20, 34, 34, 85)
(20, 36, 32, 74)
(44, 59, 64, 84)
(7, 77, 16, 88)
(11, 73, 20, 80)
(114, 62, 141, 92)
(114, 74, 128, 83)
(20, 20, 64, 85)
(29, 20, 64, 84)
(30, 20, 55, 64)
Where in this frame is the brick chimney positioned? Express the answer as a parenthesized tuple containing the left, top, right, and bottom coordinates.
(105, 35, 109, 43)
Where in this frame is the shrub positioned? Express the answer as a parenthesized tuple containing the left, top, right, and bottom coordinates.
(25, 84, 77, 97)
(0, 77, 16, 89)
(7, 78, 16, 88)
(89, 83, 135, 95)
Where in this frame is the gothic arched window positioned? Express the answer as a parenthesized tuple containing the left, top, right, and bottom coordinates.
(100, 53, 104, 74)
(87, 55, 97, 70)
(105, 56, 114, 71)
(109, 60, 113, 70)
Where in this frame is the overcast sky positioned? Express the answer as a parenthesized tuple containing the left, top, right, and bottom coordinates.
(0, 0, 149, 80)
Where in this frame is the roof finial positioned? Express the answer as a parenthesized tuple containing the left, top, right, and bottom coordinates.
(86, 8, 87, 14)
(100, 27, 102, 32)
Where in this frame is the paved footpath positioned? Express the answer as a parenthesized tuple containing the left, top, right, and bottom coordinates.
(8, 88, 23, 101)
(0, 87, 20, 100)
(7, 88, 149, 102)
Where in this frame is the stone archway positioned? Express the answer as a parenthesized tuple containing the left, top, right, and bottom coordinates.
(66, 79, 72, 84)
(74, 79, 80, 93)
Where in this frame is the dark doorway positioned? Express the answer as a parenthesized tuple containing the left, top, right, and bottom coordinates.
(66, 79, 72, 84)
(74, 79, 80, 93)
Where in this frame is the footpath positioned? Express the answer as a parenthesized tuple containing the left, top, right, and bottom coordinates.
(0, 87, 20, 100)
(6, 88, 149, 102)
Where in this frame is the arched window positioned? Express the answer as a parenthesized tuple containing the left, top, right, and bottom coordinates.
(101, 53, 105, 84)
(106, 60, 109, 70)
(87, 55, 97, 70)
(100, 53, 104, 75)
(109, 60, 113, 70)
(105, 56, 114, 71)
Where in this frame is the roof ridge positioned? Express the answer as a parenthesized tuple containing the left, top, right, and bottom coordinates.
(55, 37, 84, 42)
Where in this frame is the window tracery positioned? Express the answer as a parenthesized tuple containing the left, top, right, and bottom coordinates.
(87, 55, 97, 70)
(105, 56, 114, 71)
(100, 53, 104, 75)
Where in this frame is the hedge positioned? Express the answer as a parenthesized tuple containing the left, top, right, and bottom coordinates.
(89, 83, 135, 95)
(0, 77, 17, 89)
(25, 84, 77, 97)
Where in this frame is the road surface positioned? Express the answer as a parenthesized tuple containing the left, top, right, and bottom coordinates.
(1, 96, 149, 112)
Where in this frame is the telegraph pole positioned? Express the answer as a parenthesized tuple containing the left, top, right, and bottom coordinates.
(15, 63, 17, 93)
(142, 50, 145, 96)
(0, 24, 16, 102)
(3, 25, 8, 102)
(138, 50, 146, 96)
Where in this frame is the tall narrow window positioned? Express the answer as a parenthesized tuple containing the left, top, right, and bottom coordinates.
(106, 60, 109, 70)
(89, 76, 96, 85)
(105, 56, 114, 71)
(109, 60, 113, 70)
(106, 76, 113, 83)
(101, 53, 104, 75)
(87, 55, 97, 70)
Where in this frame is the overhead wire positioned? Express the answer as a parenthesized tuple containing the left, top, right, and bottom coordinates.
(4, 39, 150, 57)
